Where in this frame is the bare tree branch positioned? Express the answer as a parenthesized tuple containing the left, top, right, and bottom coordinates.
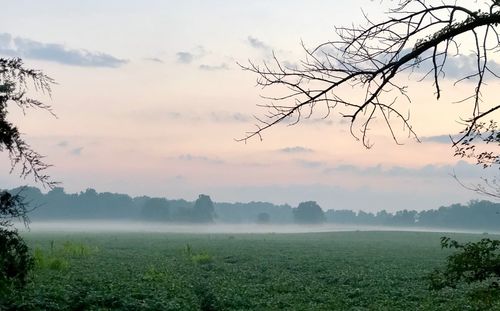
(239, 0, 500, 164)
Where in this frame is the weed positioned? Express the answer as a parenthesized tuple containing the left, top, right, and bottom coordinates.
(33, 247, 69, 270)
(191, 253, 214, 265)
(143, 265, 168, 282)
(33, 241, 97, 271)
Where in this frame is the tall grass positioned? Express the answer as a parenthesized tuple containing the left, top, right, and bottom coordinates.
(33, 240, 98, 270)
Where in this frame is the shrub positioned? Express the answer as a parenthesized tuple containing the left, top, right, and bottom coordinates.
(429, 237, 500, 302)
(0, 228, 34, 289)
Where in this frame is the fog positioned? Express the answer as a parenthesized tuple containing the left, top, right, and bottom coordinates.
(17, 221, 499, 235)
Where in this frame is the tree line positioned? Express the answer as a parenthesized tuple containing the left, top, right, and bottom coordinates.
(6, 186, 500, 230)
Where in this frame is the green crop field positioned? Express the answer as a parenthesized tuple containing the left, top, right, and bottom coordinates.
(3, 231, 499, 311)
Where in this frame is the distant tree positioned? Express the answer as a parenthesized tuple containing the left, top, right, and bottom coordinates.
(191, 194, 216, 223)
(141, 198, 170, 221)
(256, 212, 270, 224)
(325, 209, 357, 224)
(294, 201, 326, 224)
(357, 210, 376, 225)
(375, 210, 391, 226)
(1, 57, 55, 289)
(392, 210, 417, 226)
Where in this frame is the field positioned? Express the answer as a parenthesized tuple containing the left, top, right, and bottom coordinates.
(3, 230, 499, 310)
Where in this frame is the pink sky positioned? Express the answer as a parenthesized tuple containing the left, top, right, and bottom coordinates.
(1, 1, 498, 211)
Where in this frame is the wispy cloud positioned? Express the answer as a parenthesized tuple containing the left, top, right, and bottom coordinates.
(436, 53, 500, 79)
(176, 46, 229, 71)
(57, 141, 69, 147)
(176, 52, 194, 64)
(70, 147, 84, 156)
(199, 63, 229, 71)
(421, 134, 461, 144)
(175, 46, 207, 64)
(209, 111, 250, 123)
(296, 159, 325, 168)
(144, 57, 163, 63)
(247, 36, 273, 59)
(55, 140, 84, 156)
(0, 33, 127, 68)
(397, 48, 500, 79)
(178, 154, 224, 164)
(323, 161, 488, 179)
(279, 146, 314, 154)
(129, 109, 250, 124)
(247, 36, 271, 51)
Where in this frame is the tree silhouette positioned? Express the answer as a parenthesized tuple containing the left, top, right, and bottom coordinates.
(192, 194, 216, 223)
(293, 201, 326, 224)
(1, 58, 56, 185)
(1, 57, 55, 288)
(141, 198, 170, 221)
(240, 0, 499, 170)
(256, 212, 271, 224)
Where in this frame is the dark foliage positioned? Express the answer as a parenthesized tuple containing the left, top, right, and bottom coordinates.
(256, 212, 270, 224)
(1, 57, 55, 291)
(0, 190, 30, 227)
(0, 228, 33, 290)
(192, 194, 216, 223)
(455, 121, 500, 169)
(0, 191, 32, 288)
(429, 237, 500, 301)
(293, 201, 326, 224)
(140, 198, 170, 221)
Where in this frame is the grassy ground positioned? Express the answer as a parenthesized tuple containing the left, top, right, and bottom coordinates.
(3, 231, 499, 310)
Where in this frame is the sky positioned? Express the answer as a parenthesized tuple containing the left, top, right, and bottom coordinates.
(1, 0, 499, 212)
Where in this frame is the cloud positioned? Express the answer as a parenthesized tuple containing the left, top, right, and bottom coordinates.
(296, 159, 325, 168)
(144, 57, 163, 63)
(323, 161, 490, 179)
(209, 111, 250, 123)
(175, 46, 207, 64)
(174, 175, 184, 180)
(56, 140, 84, 156)
(279, 146, 314, 154)
(438, 54, 500, 79)
(421, 134, 461, 144)
(0, 33, 127, 68)
(176, 52, 194, 64)
(292, 117, 334, 127)
(178, 154, 224, 165)
(130, 109, 250, 124)
(247, 36, 271, 51)
(312, 45, 500, 82)
(398, 48, 500, 79)
(199, 63, 229, 71)
(57, 141, 69, 147)
(70, 147, 84, 156)
(175, 46, 229, 71)
(247, 36, 274, 59)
